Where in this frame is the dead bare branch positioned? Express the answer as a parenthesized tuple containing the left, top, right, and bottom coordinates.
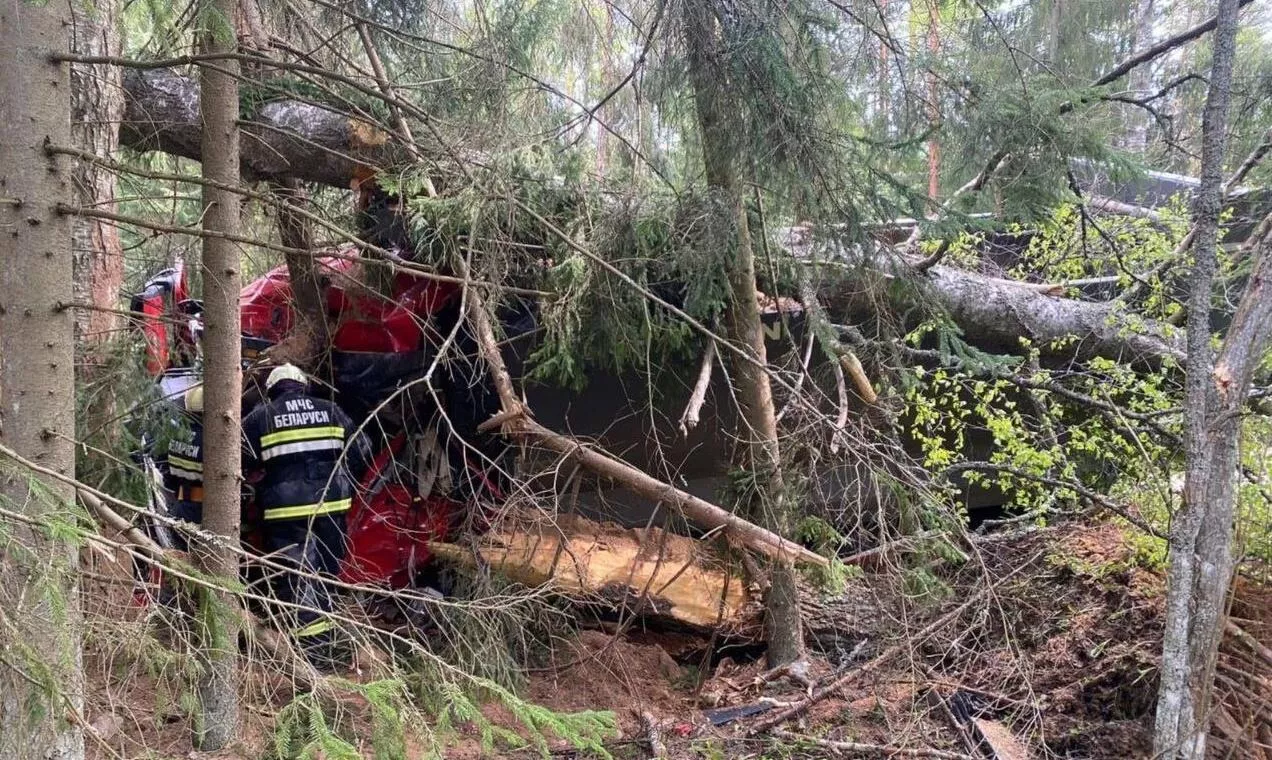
(679, 342, 716, 437)
(771, 731, 978, 760)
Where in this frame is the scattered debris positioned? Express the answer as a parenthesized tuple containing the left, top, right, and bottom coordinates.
(971, 717, 1031, 760)
(638, 710, 668, 758)
(702, 700, 776, 727)
(772, 729, 978, 759)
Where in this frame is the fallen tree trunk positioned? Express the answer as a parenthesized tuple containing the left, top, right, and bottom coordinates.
(477, 408, 829, 568)
(120, 68, 400, 186)
(459, 251, 829, 569)
(430, 514, 759, 633)
(431, 513, 887, 650)
(913, 262, 1184, 366)
(118, 70, 1185, 367)
(793, 229, 1187, 367)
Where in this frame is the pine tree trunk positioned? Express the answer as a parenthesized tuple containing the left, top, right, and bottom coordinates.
(1152, 1, 1243, 756)
(683, 0, 804, 669)
(1046, 0, 1063, 64)
(69, 0, 124, 345)
(69, 0, 125, 481)
(0, 2, 85, 758)
(877, 0, 890, 128)
(192, 0, 242, 749)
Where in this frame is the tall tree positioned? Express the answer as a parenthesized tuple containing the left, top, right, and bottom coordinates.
(683, 0, 804, 668)
(69, 0, 124, 345)
(1152, 0, 1251, 756)
(0, 1, 85, 758)
(192, 0, 243, 749)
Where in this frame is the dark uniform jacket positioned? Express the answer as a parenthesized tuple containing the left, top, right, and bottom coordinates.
(241, 389, 368, 522)
(163, 416, 204, 502)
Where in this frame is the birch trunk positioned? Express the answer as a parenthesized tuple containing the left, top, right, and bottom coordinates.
(0, 2, 84, 756)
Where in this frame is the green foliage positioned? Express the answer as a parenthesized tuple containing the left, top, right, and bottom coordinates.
(690, 738, 730, 760)
(903, 317, 1023, 379)
(803, 556, 859, 595)
(357, 680, 410, 760)
(1114, 419, 1272, 566)
(901, 565, 950, 602)
(1009, 202, 1190, 320)
(408, 161, 740, 392)
(424, 566, 571, 693)
(902, 338, 1177, 515)
(793, 515, 842, 555)
(272, 691, 362, 760)
(425, 677, 526, 755)
(1125, 530, 1169, 574)
(0, 477, 94, 738)
(794, 517, 857, 592)
(271, 678, 439, 760)
(413, 663, 618, 759)
(76, 338, 160, 510)
(898, 202, 1190, 519)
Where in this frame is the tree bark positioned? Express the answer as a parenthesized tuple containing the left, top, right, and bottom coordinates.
(793, 230, 1188, 368)
(192, 1, 243, 750)
(1046, 0, 1063, 64)
(271, 179, 329, 368)
(69, 0, 124, 345)
(684, 0, 804, 669)
(1153, 1, 1244, 756)
(1125, 0, 1156, 152)
(0, 2, 85, 757)
(925, 0, 941, 203)
(120, 68, 399, 187)
(877, 0, 890, 128)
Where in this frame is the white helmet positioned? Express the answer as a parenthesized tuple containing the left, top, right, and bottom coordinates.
(184, 385, 204, 413)
(265, 363, 309, 392)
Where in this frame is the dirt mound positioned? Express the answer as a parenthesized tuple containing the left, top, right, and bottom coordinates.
(523, 628, 694, 734)
(941, 523, 1165, 758)
(935, 522, 1270, 759)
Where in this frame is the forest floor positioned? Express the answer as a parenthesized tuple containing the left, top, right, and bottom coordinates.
(80, 520, 1271, 759)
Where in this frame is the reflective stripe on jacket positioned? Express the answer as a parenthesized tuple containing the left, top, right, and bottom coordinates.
(242, 389, 367, 520)
(162, 417, 204, 487)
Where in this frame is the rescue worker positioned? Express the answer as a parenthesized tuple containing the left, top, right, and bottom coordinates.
(164, 385, 206, 547)
(135, 384, 204, 619)
(241, 363, 368, 667)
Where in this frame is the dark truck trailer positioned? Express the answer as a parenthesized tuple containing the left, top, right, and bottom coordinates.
(130, 253, 1033, 588)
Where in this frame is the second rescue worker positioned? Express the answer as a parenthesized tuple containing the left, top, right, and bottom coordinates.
(242, 363, 369, 665)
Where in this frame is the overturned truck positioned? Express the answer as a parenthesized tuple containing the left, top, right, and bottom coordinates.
(128, 246, 828, 635)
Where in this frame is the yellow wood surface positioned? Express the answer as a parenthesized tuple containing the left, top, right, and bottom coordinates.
(431, 515, 755, 630)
